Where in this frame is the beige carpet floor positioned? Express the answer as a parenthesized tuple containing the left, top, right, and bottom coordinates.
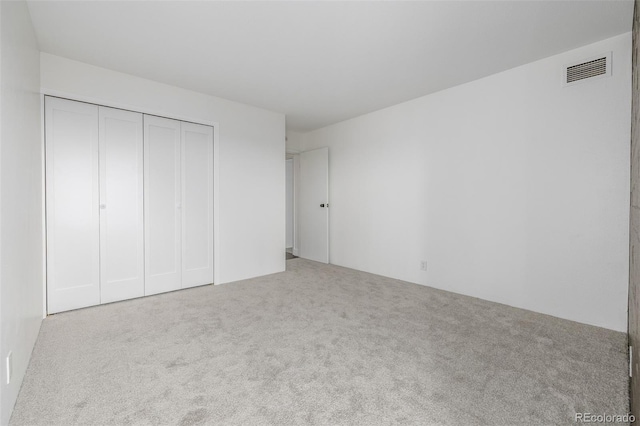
(10, 258, 629, 425)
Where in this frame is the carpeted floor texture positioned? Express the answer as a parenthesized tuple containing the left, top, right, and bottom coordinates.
(11, 259, 629, 425)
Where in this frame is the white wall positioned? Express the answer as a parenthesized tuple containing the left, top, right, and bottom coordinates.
(286, 159, 294, 248)
(303, 33, 632, 332)
(40, 53, 286, 286)
(286, 130, 305, 153)
(0, 1, 43, 424)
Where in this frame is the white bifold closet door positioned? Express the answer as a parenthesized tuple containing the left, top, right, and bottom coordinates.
(144, 117, 214, 294)
(47, 97, 214, 312)
(99, 107, 144, 303)
(181, 122, 214, 288)
(144, 115, 182, 295)
(46, 97, 101, 313)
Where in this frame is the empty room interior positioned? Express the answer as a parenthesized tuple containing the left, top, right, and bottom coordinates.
(4, 0, 640, 425)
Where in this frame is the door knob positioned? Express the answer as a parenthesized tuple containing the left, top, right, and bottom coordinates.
(320, 204, 325, 207)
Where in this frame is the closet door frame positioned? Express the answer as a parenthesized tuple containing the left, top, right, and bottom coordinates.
(43, 94, 219, 313)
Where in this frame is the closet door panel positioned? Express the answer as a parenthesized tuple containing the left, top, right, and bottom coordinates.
(144, 115, 182, 295)
(181, 122, 214, 288)
(46, 97, 100, 313)
(99, 107, 144, 303)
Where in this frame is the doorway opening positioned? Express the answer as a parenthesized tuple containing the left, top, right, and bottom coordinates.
(286, 153, 298, 261)
(285, 147, 329, 264)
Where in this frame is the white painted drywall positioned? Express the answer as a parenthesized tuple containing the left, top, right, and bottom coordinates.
(286, 159, 294, 248)
(40, 53, 286, 285)
(302, 33, 632, 332)
(0, 2, 43, 424)
(286, 130, 305, 153)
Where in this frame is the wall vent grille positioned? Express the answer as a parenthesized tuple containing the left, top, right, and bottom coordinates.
(563, 52, 611, 87)
(566, 57, 607, 83)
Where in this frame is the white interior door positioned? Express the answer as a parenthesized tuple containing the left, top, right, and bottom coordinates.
(99, 107, 144, 303)
(181, 122, 214, 288)
(299, 147, 329, 263)
(144, 115, 182, 295)
(46, 97, 100, 313)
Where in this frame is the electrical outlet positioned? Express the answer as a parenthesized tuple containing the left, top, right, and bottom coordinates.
(420, 261, 428, 271)
(6, 352, 12, 385)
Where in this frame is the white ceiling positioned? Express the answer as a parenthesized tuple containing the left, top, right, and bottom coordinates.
(27, 1, 633, 131)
